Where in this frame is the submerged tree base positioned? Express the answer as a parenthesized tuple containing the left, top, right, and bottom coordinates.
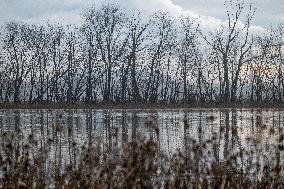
(0, 102, 284, 110)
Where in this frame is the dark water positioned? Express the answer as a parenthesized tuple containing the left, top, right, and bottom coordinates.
(0, 108, 283, 173)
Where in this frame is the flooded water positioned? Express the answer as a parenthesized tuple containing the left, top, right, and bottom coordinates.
(0, 108, 284, 174)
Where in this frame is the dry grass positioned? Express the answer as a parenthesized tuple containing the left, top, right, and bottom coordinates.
(1, 128, 284, 189)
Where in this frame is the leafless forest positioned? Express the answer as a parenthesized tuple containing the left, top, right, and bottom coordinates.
(0, 0, 283, 105)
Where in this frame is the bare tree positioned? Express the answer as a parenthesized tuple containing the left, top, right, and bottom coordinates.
(1, 22, 32, 103)
(121, 12, 150, 102)
(201, 0, 256, 103)
(177, 17, 200, 102)
(83, 4, 129, 103)
(144, 12, 177, 103)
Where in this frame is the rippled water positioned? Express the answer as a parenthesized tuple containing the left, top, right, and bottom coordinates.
(0, 108, 283, 172)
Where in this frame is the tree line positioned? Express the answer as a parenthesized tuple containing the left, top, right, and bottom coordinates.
(0, 1, 283, 105)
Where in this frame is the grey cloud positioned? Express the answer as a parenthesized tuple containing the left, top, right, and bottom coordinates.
(0, 0, 93, 25)
(0, 0, 283, 29)
(172, 0, 284, 28)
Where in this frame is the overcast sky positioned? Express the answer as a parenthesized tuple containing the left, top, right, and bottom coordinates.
(0, 0, 283, 31)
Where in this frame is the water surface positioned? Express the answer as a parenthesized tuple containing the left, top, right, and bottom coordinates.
(0, 108, 283, 174)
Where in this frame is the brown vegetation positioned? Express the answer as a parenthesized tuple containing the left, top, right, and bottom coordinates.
(1, 130, 284, 188)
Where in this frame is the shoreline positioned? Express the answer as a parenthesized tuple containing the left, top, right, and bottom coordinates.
(0, 102, 283, 110)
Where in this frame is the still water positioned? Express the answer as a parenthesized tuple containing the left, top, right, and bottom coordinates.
(0, 108, 283, 172)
